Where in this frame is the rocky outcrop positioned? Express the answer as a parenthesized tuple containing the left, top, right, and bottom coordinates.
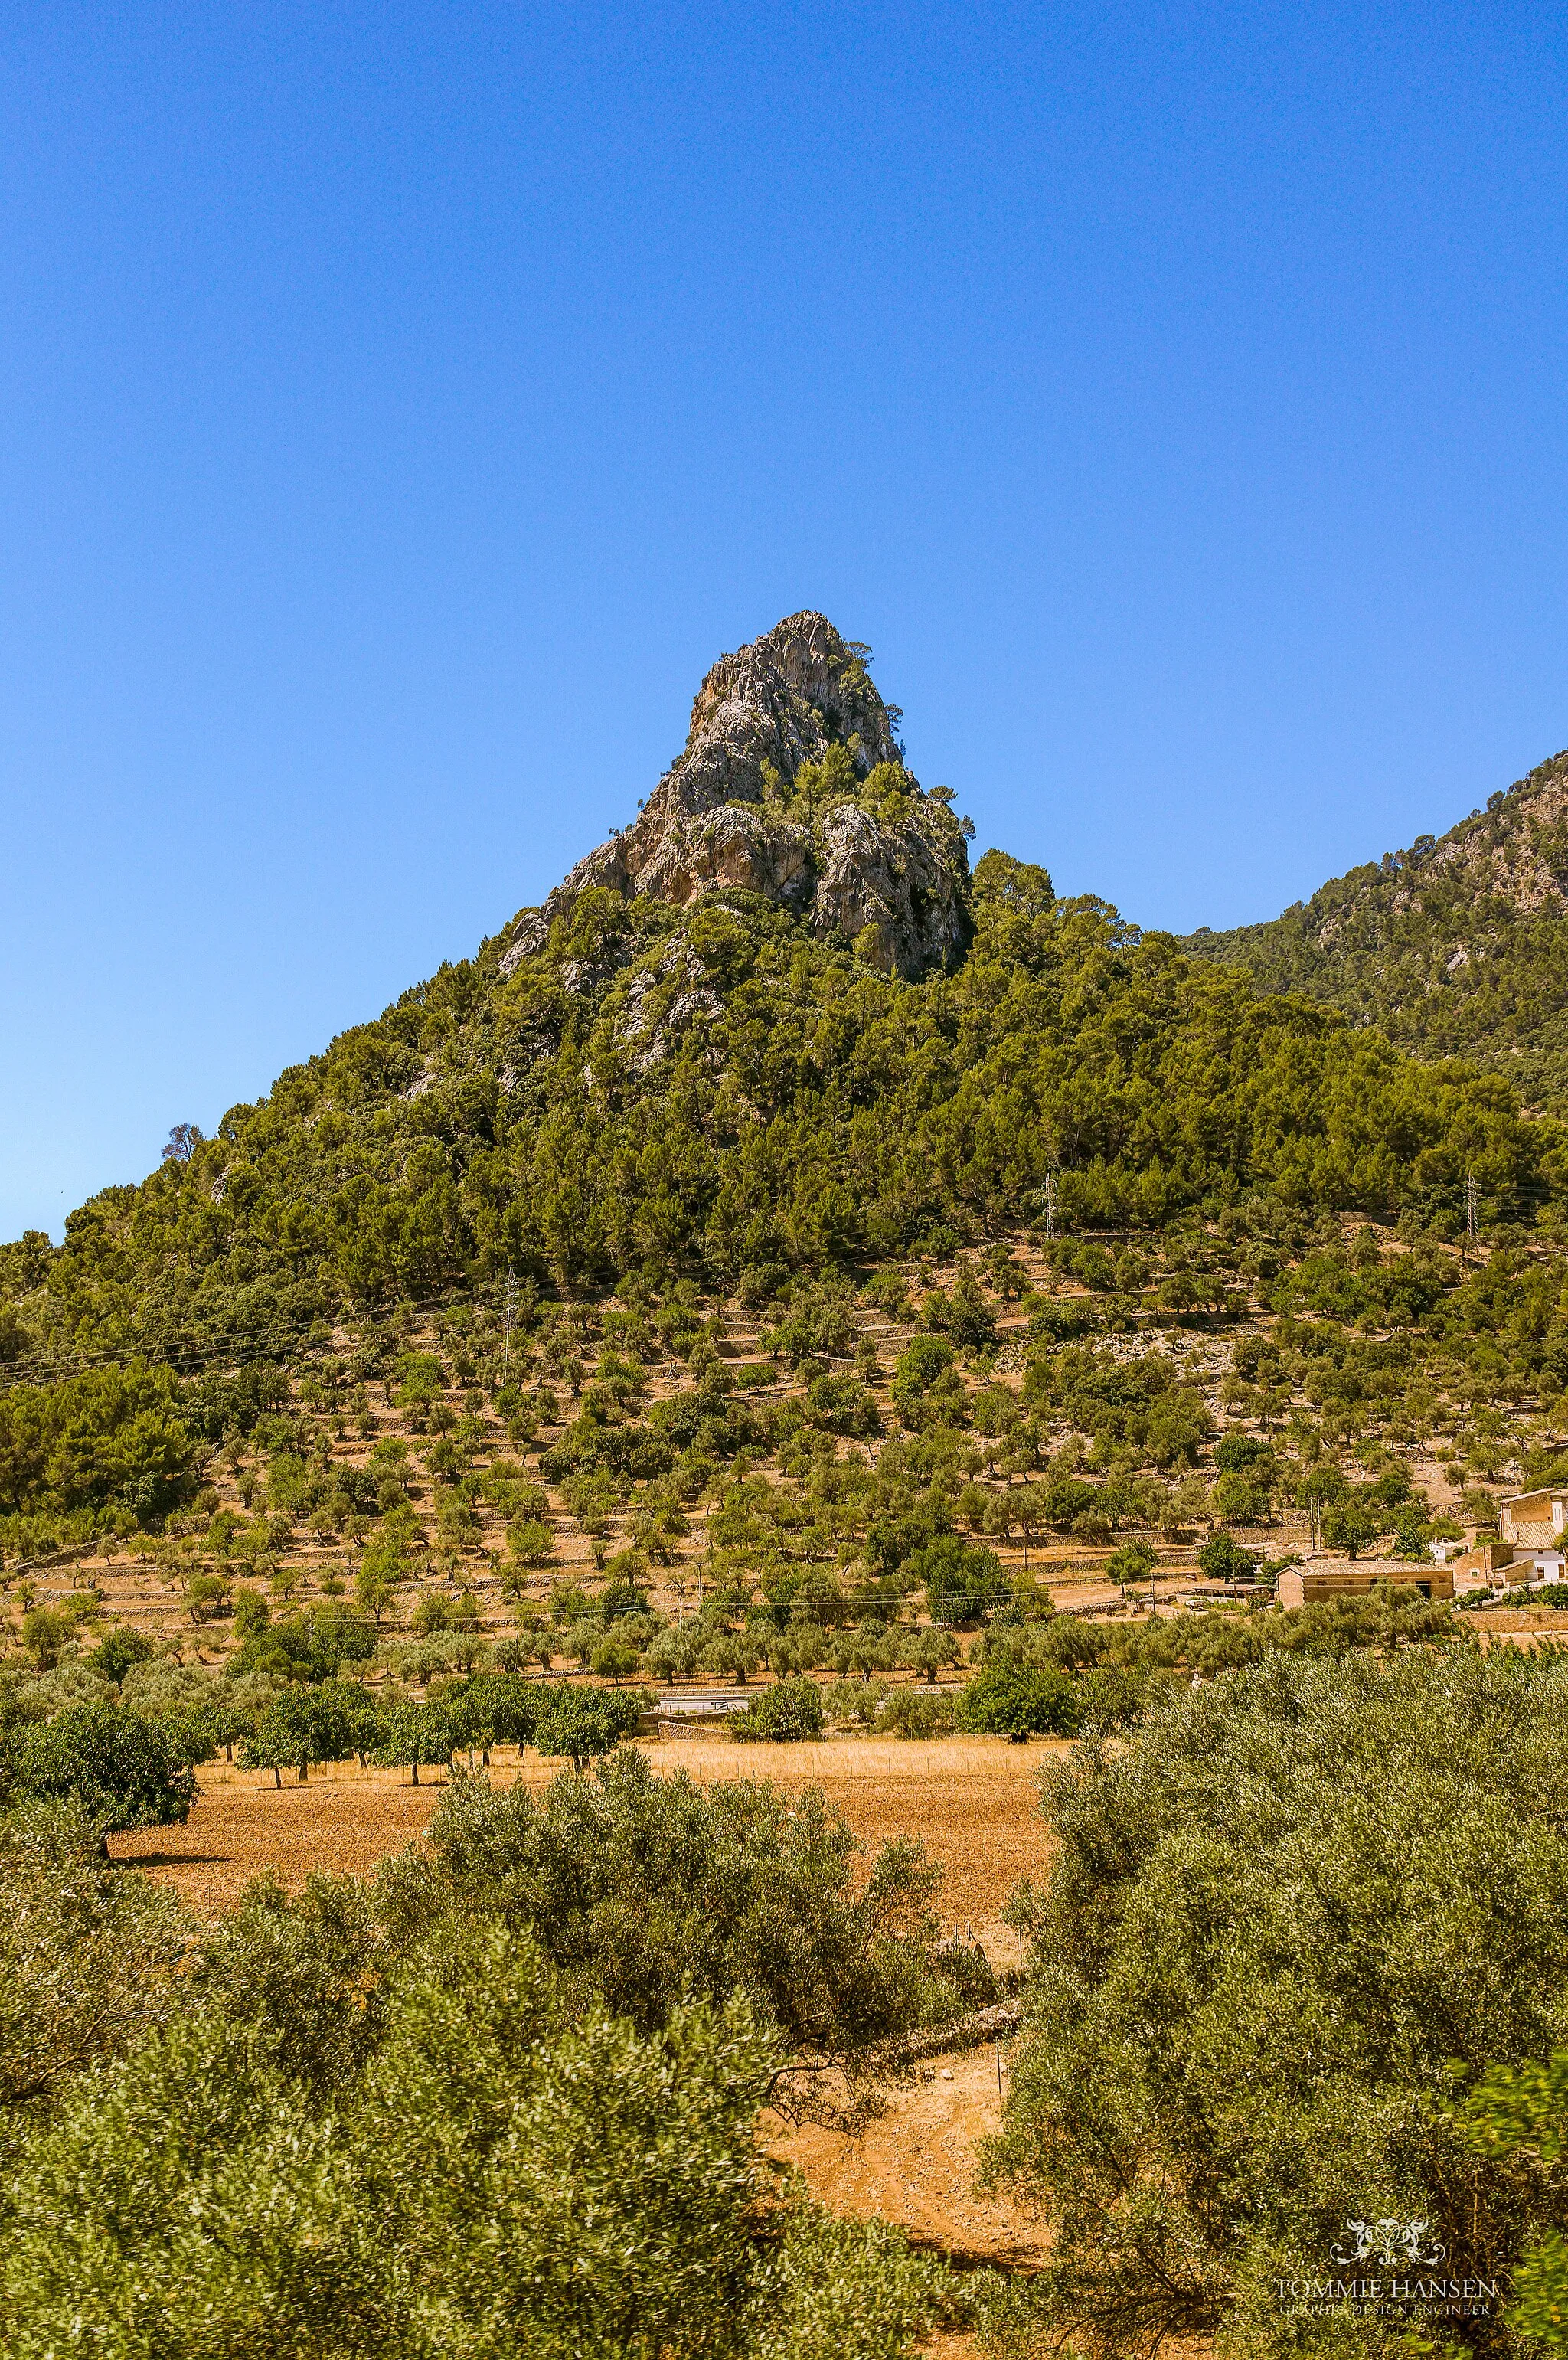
(500, 612, 972, 981)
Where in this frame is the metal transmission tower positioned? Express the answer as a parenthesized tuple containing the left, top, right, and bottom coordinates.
(1466, 1172, 1478, 1243)
(1043, 1171, 1058, 1242)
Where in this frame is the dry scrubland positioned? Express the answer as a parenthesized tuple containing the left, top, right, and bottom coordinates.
(109, 1732, 1060, 2284)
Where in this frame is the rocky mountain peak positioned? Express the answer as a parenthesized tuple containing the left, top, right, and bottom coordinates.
(500, 613, 972, 980)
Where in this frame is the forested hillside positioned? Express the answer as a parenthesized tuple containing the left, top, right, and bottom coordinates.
(2, 613, 1566, 1598)
(1185, 747, 1568, 1103)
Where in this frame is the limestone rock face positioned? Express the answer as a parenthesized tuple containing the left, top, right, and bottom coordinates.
(500, 612, 972, 980)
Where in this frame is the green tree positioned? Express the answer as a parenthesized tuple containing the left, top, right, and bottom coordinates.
(1104, 1539, 1158, 1599)
(985, 1649, 1568, 2358)
(2, 1702, 198, 1832)
(377, 1700, 456, 1786)
(87, 1624, 156, 1686)
(0, 1917, 958, 2359)
(532, 1685, 642, 1770)
(955, 1659, 1078, 1741)
(242, 1688, 354, 1786)
(731, 1678, 826, 1742)
(1197, 1529, 1258, 1586)
(900, 1626, 960, 1683)
(0, 1799, 185, 2126)
(912, 1534, 1008, 1627)
(1464, 2051, 1568, 2350)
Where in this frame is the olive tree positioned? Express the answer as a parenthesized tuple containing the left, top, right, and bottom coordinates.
(0, 1917, 961, 2359)
(985, 1649, 1568, 2358)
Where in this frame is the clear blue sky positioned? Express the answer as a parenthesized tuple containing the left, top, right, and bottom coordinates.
(3, 2, 1566, 1240)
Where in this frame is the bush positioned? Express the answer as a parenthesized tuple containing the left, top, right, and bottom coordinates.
(377, 1747, 964, 2057)
(731, 1678, 825, 1743)
(874, 1685, 956, 1740)
(0, 1799, 185, 2120)
(0, 1917, 961, 2358)
(87, 1625, 157, 1686)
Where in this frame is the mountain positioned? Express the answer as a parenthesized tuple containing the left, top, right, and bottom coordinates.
(1183, 750, 1568, 1103)
(501, 611, 973, 981)
(8, 613, 1568, 1597)
(0, 611, 1541, 1409)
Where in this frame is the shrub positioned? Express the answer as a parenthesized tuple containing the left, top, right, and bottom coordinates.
(0, 1917, 959, 2358)
(87, 1625, 156, 1687)
(874, 1685, 956, 1739)
(732, 1678, 826, 1743)
(0, 1799, 185, 2121)
(985, 1649, 1568, 2358)
(379, 1747, 963, 2056)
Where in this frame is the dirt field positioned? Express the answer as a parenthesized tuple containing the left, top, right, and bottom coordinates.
(110, 1731, 1057, 1940)
(110, 1734, 1059, 2288)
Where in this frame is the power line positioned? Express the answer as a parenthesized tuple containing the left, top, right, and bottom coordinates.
(0, 1277, 524, 1392)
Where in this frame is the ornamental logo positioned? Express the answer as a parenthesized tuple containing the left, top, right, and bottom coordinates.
(1273, 2217, 1500, 2326)
(1329, 2220, 1449, 2270)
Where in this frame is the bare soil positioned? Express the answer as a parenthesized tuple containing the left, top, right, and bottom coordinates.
(110, 1731, 1057, 1939)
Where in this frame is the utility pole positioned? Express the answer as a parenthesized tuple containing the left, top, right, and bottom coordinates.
(502, 1263, 518, 1378)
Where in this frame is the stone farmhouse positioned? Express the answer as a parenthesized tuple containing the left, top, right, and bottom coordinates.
(1439, 1488, 1568, 1591)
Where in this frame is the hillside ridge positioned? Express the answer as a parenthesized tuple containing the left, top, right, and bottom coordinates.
(1184, 747, 1568, 1098)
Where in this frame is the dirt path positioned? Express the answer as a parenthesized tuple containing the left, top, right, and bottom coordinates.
(769, 2039, 1047, 2268)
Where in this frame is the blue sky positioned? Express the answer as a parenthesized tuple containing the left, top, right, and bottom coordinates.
(3, 2, 1566, 1239)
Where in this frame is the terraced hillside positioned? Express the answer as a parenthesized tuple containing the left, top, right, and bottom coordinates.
(5, 615, 1568, 1713)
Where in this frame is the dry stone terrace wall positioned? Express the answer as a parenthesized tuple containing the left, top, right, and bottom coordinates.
(6, 1214, 1565, 1682)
